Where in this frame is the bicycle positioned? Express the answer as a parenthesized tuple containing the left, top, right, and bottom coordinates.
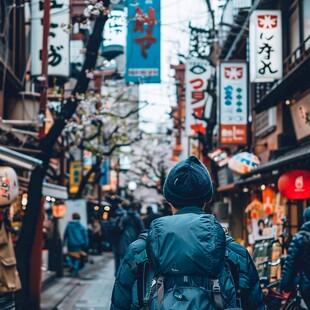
(259, 258, 308, 309)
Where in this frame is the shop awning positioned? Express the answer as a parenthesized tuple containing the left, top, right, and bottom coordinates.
(240, 144, 310, 179)
(235, 145, 310, 179)
(18, 177, 68, 200)
(215, 144, 310, 191)
(0, 146, 42, 170)
(42, 183, 68, 200)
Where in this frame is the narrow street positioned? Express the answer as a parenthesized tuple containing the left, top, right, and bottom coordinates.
(41, 253, 114, 310)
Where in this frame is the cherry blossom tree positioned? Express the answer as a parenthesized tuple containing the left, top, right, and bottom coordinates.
(123, 134, 174, 195)
(65, 85, 147, 197)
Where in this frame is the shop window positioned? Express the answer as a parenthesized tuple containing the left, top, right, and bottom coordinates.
(289, 3, 300, 55)
(254, 107, 277, 138)
(303, 0, 310, 49)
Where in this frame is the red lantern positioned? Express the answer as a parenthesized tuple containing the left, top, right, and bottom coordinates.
(278, 170, 310, 200)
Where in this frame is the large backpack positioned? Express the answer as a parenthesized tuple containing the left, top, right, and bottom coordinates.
(300, 230, 310, 277)
(133, 232, 242, 310)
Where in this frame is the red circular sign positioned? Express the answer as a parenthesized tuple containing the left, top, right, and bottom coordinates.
(278, 170, 310, 200)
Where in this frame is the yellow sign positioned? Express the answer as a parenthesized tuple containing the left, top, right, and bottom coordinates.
(69, 161, 82, 194)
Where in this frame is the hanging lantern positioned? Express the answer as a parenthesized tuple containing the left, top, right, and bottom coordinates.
(53, 202, 67, 218)
(278, 170, 310, 200)
(228, 152, 260, 174)
(0, 167, 19, 206)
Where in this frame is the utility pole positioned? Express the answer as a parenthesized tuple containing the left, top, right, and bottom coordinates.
(38, 0, 50, 139)
(29, 0, 50, 308)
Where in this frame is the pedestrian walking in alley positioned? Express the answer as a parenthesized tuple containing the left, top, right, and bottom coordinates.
(0, 167, 21, 310)
(225, 233, 264, 309)
(88, 218, 103, 255)
(63, 213, 89, 277)
(108, 201, 144, 275)
(143, 205, 163, 229)
(110, 156, 243, 309)
(281, 206, 310, 308)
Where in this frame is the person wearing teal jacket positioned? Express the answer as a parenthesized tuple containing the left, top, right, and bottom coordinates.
(111, 156, 241, 309)
(63, 213, 89, 276)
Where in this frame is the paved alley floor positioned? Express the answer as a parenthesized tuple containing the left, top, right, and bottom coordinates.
(41, 253, 115, 310)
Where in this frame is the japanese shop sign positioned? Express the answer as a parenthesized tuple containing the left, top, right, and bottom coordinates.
(250, 10, 282, 82)
(126, 0, 160, 83)
(219, 62, 248, 145)
(31, 0, 70, 77)
(262, 186, 275, 214)
(185, 58, 214, 136)
(102, 9, 126, 58)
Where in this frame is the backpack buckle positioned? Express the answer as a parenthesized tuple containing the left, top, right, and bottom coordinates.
(212, 279, 221, 293)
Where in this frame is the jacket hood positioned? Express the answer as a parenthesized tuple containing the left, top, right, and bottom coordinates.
(226, 235, 234, 245)
(68, 220, 82, 227)
(147, 211, 226, 278)
(301, 221, 310, 231)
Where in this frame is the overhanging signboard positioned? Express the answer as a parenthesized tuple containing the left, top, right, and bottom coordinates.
(126, 0, 160, 83)
(219, 62, 248, 145)
(31, 0, 70, 77)
(185, 58, 214, 136)
(102, 9, 126, 59)
(250, 10, 283, 82)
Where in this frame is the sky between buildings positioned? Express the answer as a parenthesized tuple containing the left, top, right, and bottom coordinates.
(139, 0, 210, 133)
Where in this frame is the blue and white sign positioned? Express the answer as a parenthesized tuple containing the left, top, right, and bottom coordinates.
(219, 62, 248, 145)
(102, 9, 126, 59)
(125, 0, 161, 83)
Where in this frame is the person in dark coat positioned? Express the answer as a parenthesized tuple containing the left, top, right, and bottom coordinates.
(143, 205, 163, 229)
(226, 235, 264, 309)
(109, 203, 144, 275)
(281, 207, 310, 308)
(110, 156, 242, 309)
(119, 203, 144, 259)
(63, 213, 89, 276)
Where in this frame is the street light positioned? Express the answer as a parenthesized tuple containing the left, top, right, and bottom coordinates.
(128, 181, 137, 192)
(127, 181, 137, 202)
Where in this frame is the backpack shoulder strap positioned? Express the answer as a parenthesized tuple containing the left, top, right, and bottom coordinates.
(132, 230, 155, 309)
(212, 278, 224, 310)
(225, 250, 240, 291)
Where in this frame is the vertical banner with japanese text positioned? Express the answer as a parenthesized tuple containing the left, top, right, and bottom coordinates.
(250, 10, 282, 82)
(219, 62, 248, 145)
(126, 0, 160, 83)
(31, 0, 70, 77)
(185, 58, 214, 136)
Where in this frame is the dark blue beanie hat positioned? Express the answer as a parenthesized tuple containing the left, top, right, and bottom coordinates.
(163, 156, 213, 208)
(304, 207, 310, 222)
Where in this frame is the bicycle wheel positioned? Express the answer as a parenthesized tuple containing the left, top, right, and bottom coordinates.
(285, 298, 302, 310)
